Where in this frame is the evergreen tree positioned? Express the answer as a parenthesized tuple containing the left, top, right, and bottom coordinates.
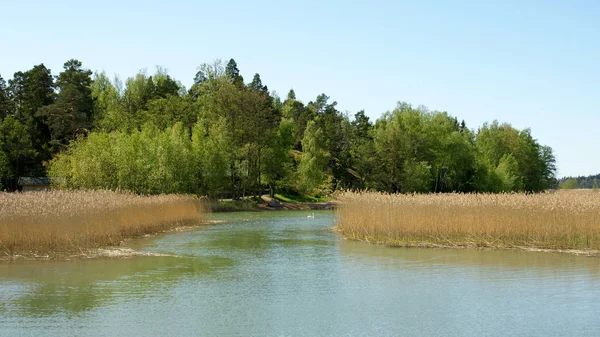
(8, 64, 55, 169)
(286, 89, 296, 101)
(36, 59, 93, 153)
(0, 116, 37, 189)
(225, 58, 244, 86)
(0, 75, 14, 119)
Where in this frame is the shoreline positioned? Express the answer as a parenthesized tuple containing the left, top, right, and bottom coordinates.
(333, 227, 600, 257)
(211, 197, 337, 212)
(0, 220, 223, 261)
(1, 203, 331, 262)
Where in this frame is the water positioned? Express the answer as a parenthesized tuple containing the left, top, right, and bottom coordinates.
(1, 211, 599, 336)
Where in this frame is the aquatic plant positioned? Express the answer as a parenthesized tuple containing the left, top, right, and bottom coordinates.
(336, 190, 600, 251)
(0, 190, 209, 257)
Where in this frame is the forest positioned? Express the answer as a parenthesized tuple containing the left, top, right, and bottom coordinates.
(558, 174, 599, 189)
(0, 59, 557, 197)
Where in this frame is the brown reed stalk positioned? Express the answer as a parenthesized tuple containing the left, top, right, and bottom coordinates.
(336, 190, 600, 251)
(0, 190, 209, 256)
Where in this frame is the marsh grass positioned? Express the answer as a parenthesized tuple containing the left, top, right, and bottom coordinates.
(336, 190, 600, 251)
(0, 190, 209, 257)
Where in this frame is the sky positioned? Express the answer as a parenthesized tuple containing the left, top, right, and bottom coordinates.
(1, 0, 599, 177)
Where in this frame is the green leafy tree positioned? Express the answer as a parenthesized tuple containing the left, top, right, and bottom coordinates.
(282, 93, 310, 149)
(0, 116, 37, 181)
(153, 67, 183, 98)
(558, 178, 578, 190)
(91, 71, 121, 128)
(297, 121, 329, 195)
(0, 143, 9, 189)
(192, 117, 232, 197)
(145, 95, 195, 130)
(262, 118, 295, 196)
(402, 160, 431, 193)
(495, 154, 522, 191)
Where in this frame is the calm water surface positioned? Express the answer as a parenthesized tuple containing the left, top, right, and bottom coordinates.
(1, 211, 599, 336)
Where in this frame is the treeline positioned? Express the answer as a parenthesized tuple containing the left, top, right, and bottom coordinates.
(558, 174, 599, 189)
(0, 59, 556, 196)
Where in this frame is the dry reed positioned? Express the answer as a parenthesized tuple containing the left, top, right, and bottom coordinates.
(0, 190, 209, 257)
(336, 190, 600, 251)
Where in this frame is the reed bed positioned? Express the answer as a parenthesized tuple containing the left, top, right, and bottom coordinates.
(0, 190, 209, 257)
(336, 190, 600, 251)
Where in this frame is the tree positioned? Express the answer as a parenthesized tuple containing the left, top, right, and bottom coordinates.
(8, 64, 55, 169)
(0, 116, 37, 189)
(192, 117, 231, 197)
(559, 178, 578, 190)
(225, 59, 244, 86)
(248, 73, 268, 93)
(352, 110, 371, 139)
(0, 141, 9, 189)
(0, 75, 14, 119)
(282, 96, 309, 149)
(495, 154, 522, 191)
(286, 89, 296, 101)
(145, 95, 195, 130)
(297, 121, 329, 195)
(122, 72, 157, 116)
(153, 67, 182, 98)
(36, 59, 94, 153)
(402, 160, 431, 193)
(91, 71, 121, 129)
(475, 121, 555, 192)
(262, 118, 295, 196)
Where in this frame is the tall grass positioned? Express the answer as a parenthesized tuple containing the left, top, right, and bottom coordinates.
(0, 190, 209, 257)
(336, 190, 600, 251)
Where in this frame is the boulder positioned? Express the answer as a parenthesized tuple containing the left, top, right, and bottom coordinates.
(268, 198, 282, 208)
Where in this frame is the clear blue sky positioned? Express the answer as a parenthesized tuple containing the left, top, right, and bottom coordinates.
(2, 0, 599, 177)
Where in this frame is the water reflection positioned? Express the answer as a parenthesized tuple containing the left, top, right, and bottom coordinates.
(0, 255, 234, 316)
(339, 238, 600, 279)
(0, 210, 599, 337)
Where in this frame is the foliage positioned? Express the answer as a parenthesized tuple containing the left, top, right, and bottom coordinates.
(558, 178, 578, 190)
(274, 193, 328, 203)
(297, 121, 330, 195)
(558, 173, 600, 189)
(1, 58, 557, 197)
(37, 60, 94, 153)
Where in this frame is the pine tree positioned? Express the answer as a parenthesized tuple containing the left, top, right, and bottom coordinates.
(225, 59, 244, 86)
(36, 59, 93, 153)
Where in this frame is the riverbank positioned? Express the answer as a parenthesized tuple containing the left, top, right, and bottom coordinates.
(210, 195, 337, 212)
(333, 227, 600, 257)
(335, 190, 600, 255)
(0, 190, 209, 260)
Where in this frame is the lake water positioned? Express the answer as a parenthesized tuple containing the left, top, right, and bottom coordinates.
(1, 211, 599, 336)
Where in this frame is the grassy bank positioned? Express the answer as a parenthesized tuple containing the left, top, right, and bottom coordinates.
(0, 190, 209, 257)
(209, 199, 263, 212)
(209, 195, 335, 212)
(336, 190, 600, 252)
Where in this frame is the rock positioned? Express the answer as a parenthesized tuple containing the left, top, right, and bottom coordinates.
(268, 199, 281, 208)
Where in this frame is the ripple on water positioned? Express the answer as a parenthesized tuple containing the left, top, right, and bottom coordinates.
(1, 211, 600, 337)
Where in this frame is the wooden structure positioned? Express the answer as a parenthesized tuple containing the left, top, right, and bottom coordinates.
(17, 177, 51, 192)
